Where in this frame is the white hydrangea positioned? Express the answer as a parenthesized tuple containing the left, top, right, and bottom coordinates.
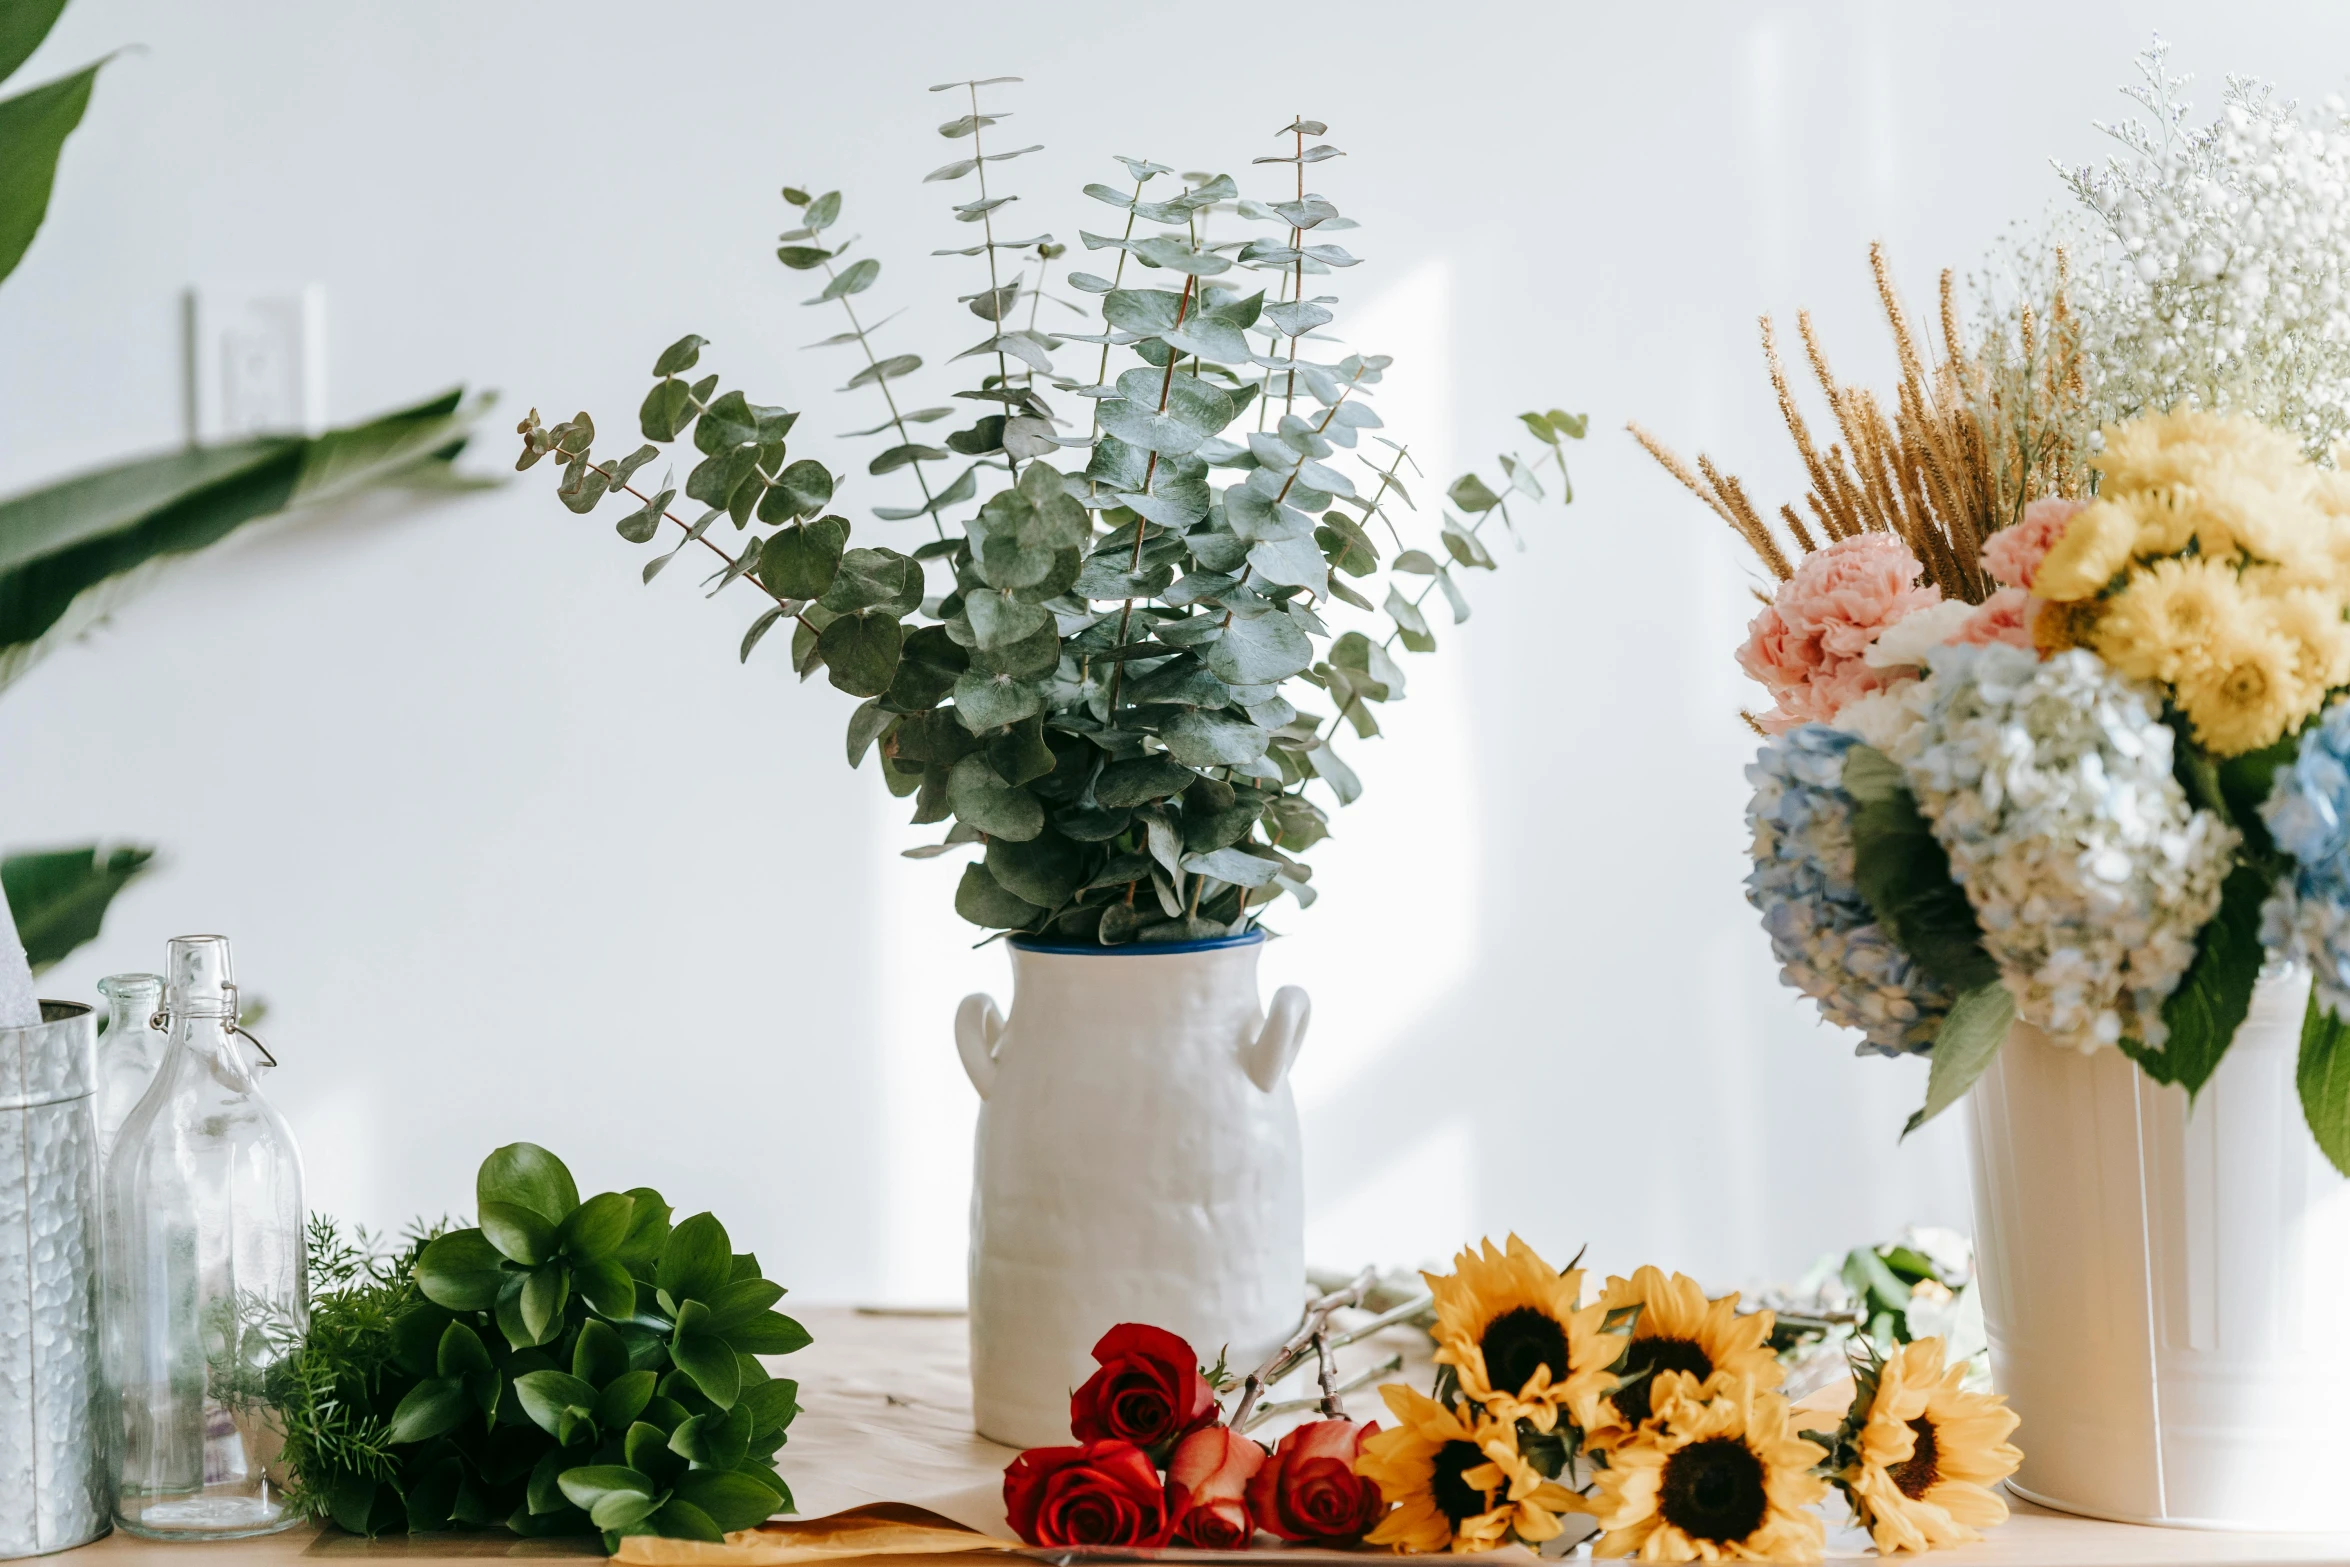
(1890, 644, 2238, 1053)
(2062, 40, 2350, 457)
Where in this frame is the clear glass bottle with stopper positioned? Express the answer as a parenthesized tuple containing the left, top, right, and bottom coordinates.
(93, 973, 165, 1155)
(100, 935, 305, 1539)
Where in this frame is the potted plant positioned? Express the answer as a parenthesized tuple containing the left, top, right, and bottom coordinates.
(1638, 44, 2350, 1530)
(517, 82, 1578, 1447)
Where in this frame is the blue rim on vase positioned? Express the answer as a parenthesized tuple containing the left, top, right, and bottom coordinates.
(1009, 929, 1266, 955)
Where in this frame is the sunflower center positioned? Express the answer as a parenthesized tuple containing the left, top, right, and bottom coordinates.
(1480, 1306, 1569, 1396)
(1429, 1439, 1491, 1526)
(1658, 1436, 1769, 1544)
(1610, 1335, 1714, 1426)
(1888, 1416, 1940, 1499)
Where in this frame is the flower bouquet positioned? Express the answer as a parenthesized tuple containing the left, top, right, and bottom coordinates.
(1639, 43, 2350, 1529)
(1005, 1239, 2021, 1560)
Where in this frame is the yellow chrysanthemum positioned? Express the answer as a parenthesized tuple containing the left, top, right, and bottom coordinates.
(2266, 585, 2350, 694)
(2174, 614, 2319, 756)
(1425, 1235, 1619, 1434)
(2087, 555, 2249, 685)
(2029, 497, 2137, 602)
(2095, 408, 2304, 496)
(1586, 1371, 1827, 1563)
(1359, 1384, 1586, 1555)
(2114, 484, 2203, 557)
(1842, 1338, 2021, 1555)
(1581, 1267, 1781, 1451)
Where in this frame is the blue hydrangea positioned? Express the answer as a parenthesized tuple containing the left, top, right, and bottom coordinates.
(1746, 723, 1953, 1056)
(2261, 697, 2350, 1017)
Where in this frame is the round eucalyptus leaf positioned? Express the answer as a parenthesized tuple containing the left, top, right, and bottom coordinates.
(817, 612, 904, 699)
(947, 755, 1045, 840)
(954, 861, 1046, 929)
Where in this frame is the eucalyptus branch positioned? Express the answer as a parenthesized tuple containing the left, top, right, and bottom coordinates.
(816, 256, 945, 540)
(966, 81, 1018, 475)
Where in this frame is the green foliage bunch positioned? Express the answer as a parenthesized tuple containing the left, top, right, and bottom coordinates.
(518, 82, 1580, 943)
(275, 1144, 806, 1545)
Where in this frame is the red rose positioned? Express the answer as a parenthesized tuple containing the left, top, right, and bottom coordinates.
(1003, 1440, 1176, 1548)
(1167, 1424, 1265, 1549)
(1246, 1418, 1385, 1544)
(1069, 1323, 1216, 1448)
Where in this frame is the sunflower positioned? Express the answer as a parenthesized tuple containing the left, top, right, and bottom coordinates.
(1358, 1384, 1585, 1554)
(1838, 1338, 2021, 1554)
(1586, 1371, 1826, 1562)
(1580, 1267, 1781, 1451)
(2087, 554, 2249, 685)
(1425, 1235, 1618, 1434)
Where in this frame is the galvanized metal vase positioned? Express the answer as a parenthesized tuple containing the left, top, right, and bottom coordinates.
(0, 1001, 108, 1557)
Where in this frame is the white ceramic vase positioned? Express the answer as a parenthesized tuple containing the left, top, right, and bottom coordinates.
(1965, 965, 2350, 1530)
(956, 932, 1309, 1449)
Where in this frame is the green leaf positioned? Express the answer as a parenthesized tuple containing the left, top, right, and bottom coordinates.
(572, 1255, 636, 1319)
(0, 387, 482, 696)
(650, 1499, 726, 1543)
(659, 1213, 734, 1304)
(1845, 753, 1999, 994)
(386, 1376, 472, 1444)
(2120, 863, 2268, 1095)
(947, 754, 1046, 840)
(0, 0, 69, 87)
(520, 1263, 570, 1345)
(415, 1229, 510, 1311)
(478, 1143, 580, 1225)
(671, 1329, 741, 1409)
(1902, 982, 2015, 1137)
(516, 1370, 600, 1438)
(819, 258, 879, 301)
(951, 668, 1045, 731)
(758, 515, 849, 600)
(1446, 474, 1502, 513)
(2299, 989, 2350, 1177)
(954, 862, 1044, 929)
(816, 611, 904, 698)
(479, 1201, 559, 1266)
(615, 1188, 673, 1267)
(721, 1310, 812, 1356)
(742, 1377, 800, 1433)
(1161, 710, 1270, 768)
(1202, 612, 1312, 685)
(985, 832, 1086, 910)
(595, 1369, 657, 1432)
(0, 58, 100, 287)
(763, 461, 836, 523)
(669, 1405, 753, 1468)
(700, 1278, 787, 1335)
(574, 1318, 631, 1387)
(437, 1320, 494, 1379)
(775, 245, 830, 270)
(557, 1464, 658, 1528)
(818, 546, 921, 616)
(652, 335, 708, 377)
(672, 1471, 784, 1533)
(560, 1191, 637, 1260)
(0, 844, 153, 973)
(1095, 757, 1196, 808)
(1181, 847, 1282, 888)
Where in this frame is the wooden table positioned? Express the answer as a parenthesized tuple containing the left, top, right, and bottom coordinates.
(67, 1306, 2350, 1564)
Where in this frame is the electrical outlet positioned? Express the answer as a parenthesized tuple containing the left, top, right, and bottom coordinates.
(181, 284, 327, 442)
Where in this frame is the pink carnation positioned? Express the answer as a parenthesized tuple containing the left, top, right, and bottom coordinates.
(1982, 498, 2085, 591)
(1737, 533, 1939, 730)
(1949, 586, 2037, 651)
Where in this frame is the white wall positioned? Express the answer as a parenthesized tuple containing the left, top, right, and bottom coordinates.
(4, 1, 2338, 1303)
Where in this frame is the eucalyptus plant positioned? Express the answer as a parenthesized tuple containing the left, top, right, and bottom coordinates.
(273, 1144, 805, 1545)
(519, 83, 1579, 942)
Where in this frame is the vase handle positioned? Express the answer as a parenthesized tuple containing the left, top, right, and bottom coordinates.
(956, 993, 1005, 1100)
(1243, 985, 1311, 1092)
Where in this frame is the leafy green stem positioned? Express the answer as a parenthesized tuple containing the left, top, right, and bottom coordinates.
(967, 81, 1018, 476)
(817, 257, 945, 540)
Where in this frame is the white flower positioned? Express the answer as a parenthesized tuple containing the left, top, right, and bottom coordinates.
(1862, 599, 1977, 670)
(1891, 644, 2238, 1054)
(1834, 680, 1936, 753)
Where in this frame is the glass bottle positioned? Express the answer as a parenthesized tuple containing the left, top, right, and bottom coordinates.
(93, 973, 166, 1155)
(101, 936, 305, 1539)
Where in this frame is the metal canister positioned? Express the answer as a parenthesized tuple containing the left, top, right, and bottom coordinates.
(0, 1002, 106, 1555)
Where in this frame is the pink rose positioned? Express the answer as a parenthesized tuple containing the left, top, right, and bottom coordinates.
(1949, 587, 2037, 651)
(1168, 1425, 1264, 1549)
(1737, 533, 1939, 729)
(1982, 498, 2085, 591)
